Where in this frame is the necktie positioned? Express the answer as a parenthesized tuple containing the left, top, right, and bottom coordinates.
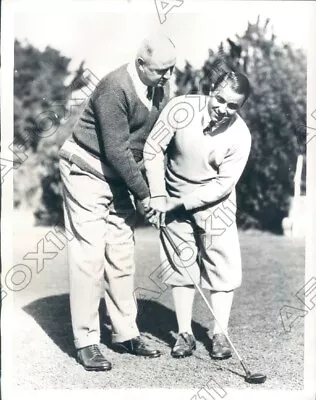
(147, 86, 164, 108)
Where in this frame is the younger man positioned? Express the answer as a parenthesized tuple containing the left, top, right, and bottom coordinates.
(144, 72, 251, 359)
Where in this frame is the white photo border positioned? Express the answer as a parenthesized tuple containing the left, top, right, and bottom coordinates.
(1, 1, 316, 399)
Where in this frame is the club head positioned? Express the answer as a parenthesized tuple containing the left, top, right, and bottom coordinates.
(244, 372, 267, 384)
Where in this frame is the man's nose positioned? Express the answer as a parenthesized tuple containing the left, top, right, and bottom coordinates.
(218, 103, 227, 114)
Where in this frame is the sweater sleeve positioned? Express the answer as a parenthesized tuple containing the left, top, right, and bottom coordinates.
(92, 79, 149, 200)
(143, 97, 179, 198)
(182, 130, 251, 210)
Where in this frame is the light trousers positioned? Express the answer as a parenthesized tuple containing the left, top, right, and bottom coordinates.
(59, 157, 139, 349)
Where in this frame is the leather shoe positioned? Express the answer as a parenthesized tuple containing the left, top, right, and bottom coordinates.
(210, 333, 232, 360)
(171, 332, 196, 358)
(77, 344, 112, 371)
(114, 336, 161, 358)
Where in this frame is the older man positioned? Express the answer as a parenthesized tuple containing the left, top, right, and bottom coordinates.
(144, 71, 251, 360)
(59, 35, 176, 371)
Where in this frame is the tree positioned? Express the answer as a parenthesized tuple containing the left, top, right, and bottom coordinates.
(14, 40, 71, 150)
(175, 17, 307, 232)
(14, 40, 90, 216)
(34, 105, 84, 226)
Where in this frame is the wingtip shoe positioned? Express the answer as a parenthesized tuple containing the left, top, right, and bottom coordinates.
(171, 332, 196, 358)
(210, 333, 232, 360)
(77, 344, 112, 371)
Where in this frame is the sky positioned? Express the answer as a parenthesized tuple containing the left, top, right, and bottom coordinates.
(13, 1, 313, 81)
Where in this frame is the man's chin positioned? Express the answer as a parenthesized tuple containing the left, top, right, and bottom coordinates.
(213, 115, 228, 123)
(217, 117, 231, 127)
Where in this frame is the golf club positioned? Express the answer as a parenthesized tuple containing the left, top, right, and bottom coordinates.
(160, 223, 267, 385)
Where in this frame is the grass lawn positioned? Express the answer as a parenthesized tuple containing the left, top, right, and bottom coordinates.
(10, 212, 305, 390)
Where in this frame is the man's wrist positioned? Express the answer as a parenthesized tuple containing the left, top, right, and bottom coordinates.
(140, 196, 151, 210)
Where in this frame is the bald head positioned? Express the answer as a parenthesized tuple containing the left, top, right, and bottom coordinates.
(135, 35, 176, 87)
(137, 35, 176, 67)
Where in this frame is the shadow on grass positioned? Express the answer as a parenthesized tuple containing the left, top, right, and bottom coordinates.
(23, 294, 75, 358)
(133, 298, 210, 349)
(23, 295, 210, 359)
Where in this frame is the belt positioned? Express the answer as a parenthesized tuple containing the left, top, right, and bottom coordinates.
(59, 147, 124, 184)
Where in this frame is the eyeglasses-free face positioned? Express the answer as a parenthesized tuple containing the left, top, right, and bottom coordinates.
(208, 84, 246, 125)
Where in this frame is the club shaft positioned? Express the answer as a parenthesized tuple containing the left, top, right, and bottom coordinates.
(161, 225, 251, 374)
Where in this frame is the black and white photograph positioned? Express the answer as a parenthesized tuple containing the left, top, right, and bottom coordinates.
(1, 0, 316, 399)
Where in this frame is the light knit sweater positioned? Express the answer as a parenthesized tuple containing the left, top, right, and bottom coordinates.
(143, 95, 251, 210)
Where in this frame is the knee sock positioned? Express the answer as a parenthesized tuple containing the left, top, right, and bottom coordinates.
(172, 285, 195, 334)
(209, 290, 234, 335)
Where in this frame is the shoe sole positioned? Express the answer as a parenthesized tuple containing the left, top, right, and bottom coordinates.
(79, 362, 112, 372)
(210, 353, 232, 360)
(113, 350, 162, 358)
(171, 352, 193, 358)
(138, 353, 161, 358)
(82, 364, 112, 371)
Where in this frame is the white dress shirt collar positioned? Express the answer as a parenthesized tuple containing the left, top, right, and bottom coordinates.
(127, 61, 152, 109)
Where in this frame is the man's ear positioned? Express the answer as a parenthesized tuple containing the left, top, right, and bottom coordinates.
(137, 57, 145, 67)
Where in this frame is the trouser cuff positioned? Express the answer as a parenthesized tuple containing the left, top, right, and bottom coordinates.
(111, 328, 140, 344)
(74, 333, 100, 350)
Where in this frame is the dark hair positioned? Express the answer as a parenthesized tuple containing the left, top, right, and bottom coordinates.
(213, 71, 251, 101)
